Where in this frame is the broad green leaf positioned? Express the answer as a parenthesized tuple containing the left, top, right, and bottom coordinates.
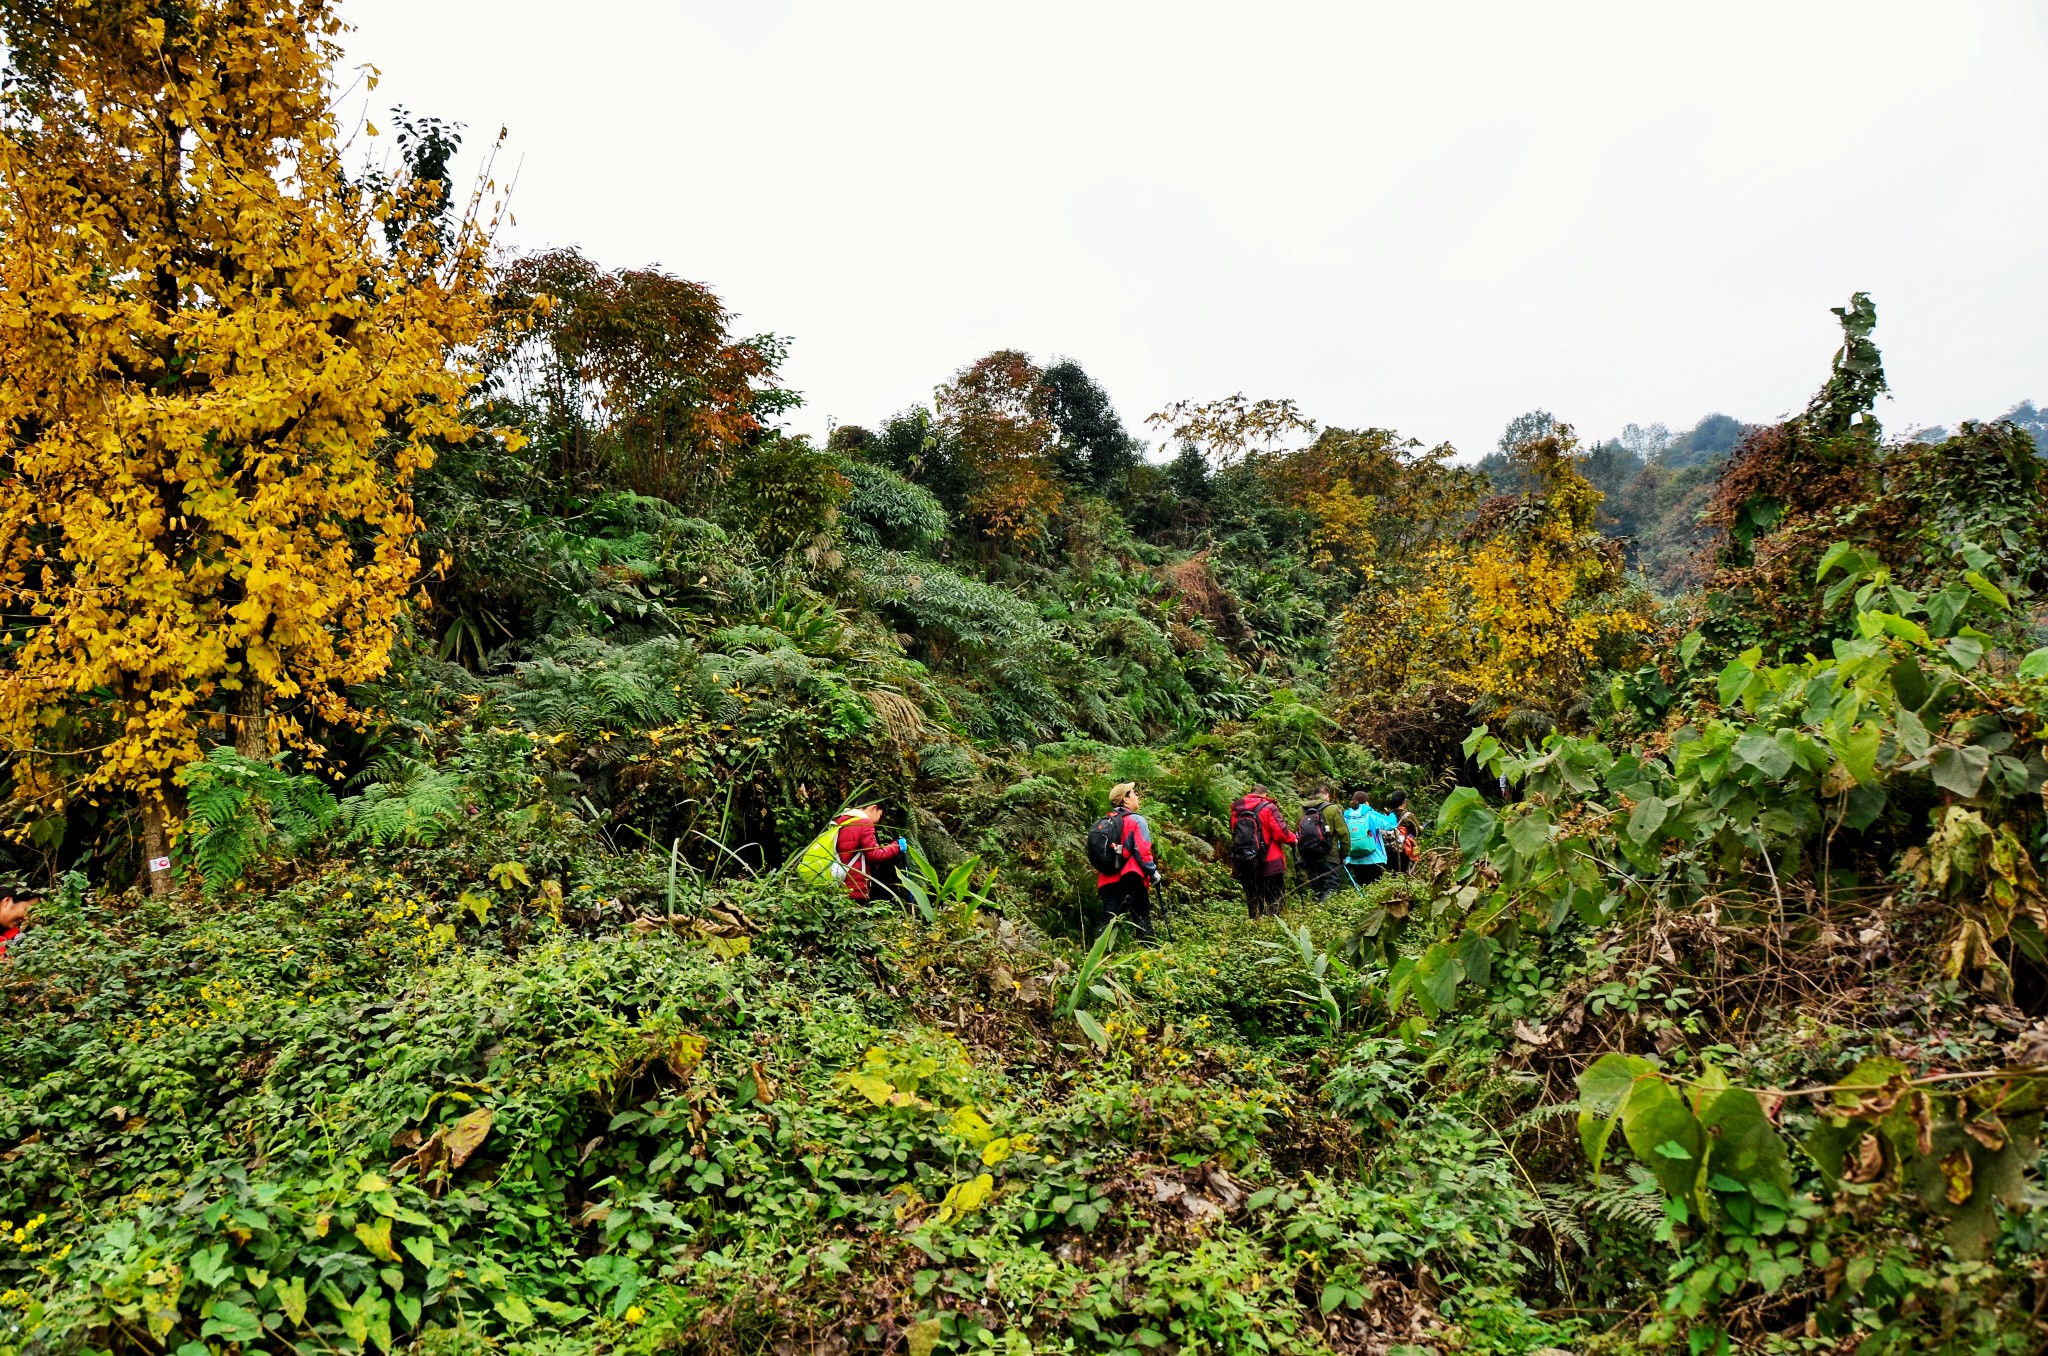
(1503, 810, 1550, 858)
(1455, 932, 1496, 991)
(1828, 721, 1884, 786)
(1815, 541, 1857, 582)
(1699, 1089, 1792, 1199)
(276, 1275, 308, 1326)
(1413, 943, 1463, 1016)
(1457, 805, 1498, 858)
(1072, 1009, 1110, 1051)
(1927, 583, 1970, 638)
(2017, 648, 2048, 680)
(1895, 708, 1931, 759)
(1436, 784, 1483, 830)
(1384, 956, 1417, 1015)
(1944, 635, 1984, 670)
(327, 1287, 369, 1344)
(200, 1301, 264, 1343)
(1734, 730, 1794, 780)
(1621, 1076, 1706, 1204)
(1875, 612, 1930, 648)
(1626, 795, 1668, 844)
(1890, 654, 1932, 710)
(1576, 1053, 1656, 1174)
(1843, 783, 1887, 831)
(493, 1293, 535, 1329)
(1930, 745, 1991, 798)
(1717, 657, 1755, 708)
(1679, 630, 1704, 666)
(1963, 570, 2009, 611)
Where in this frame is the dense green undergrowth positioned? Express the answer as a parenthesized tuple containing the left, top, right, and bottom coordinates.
(4, 191, 2048, 1356)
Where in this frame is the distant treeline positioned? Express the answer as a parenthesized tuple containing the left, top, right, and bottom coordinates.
(1479, 400, 2047, 593)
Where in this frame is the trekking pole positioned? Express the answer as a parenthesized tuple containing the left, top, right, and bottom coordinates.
(1154, 879, 1171, 944)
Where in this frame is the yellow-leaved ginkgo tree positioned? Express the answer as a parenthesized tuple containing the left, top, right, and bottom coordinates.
(0, 2, 497, 890)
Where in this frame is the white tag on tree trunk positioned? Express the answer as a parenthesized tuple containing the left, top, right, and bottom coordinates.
(149, 856, 171, 872)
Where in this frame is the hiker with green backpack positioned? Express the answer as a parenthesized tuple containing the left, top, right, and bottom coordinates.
(1295, 783, 1350, 901)
(796, 802, 906, 902)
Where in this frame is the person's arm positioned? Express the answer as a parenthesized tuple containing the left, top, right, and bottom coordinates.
(1326, 805, 1350, 856)
(842, 819, 885, 861)
(867, 822, 904, 863)
(1264, 802, 1296, 846)
(1127, 813, 1161, 882)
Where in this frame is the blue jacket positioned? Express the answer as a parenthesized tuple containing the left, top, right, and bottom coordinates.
(1343, 804, 1398, 865)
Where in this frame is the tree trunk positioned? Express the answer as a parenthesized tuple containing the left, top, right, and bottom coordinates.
(142, 797, 173, 897)
(235, 684, 268, 760)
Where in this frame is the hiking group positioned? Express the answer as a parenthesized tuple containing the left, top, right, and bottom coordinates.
(793, 782, 1414, 945)
(1084, 780, 1415, 940)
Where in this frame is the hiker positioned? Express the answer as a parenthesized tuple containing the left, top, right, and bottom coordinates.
(0, 893, 31, 963)
(1229, 784, 1295, 918)
(1383, 790, 1418, 874)
(796, 803, 905, 902)
(1296, 783, 1350, 901)
(1088, 782, 1162, 941)
(1342, 791, 1400, 888)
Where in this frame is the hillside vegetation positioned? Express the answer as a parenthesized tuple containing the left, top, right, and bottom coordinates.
(3, 8, 2047, 1356)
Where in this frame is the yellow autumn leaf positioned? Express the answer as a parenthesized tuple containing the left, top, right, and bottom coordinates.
(946, 1107, 995, 1147)
(934, 1172, 995, 1224)
(353, 1215, 400, 1263)
(845, 1073, 895, 1105)
(980, 1137, 1014, 1166)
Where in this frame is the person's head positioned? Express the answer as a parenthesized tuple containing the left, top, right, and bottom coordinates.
(0, 895, 28, 930)
(1315, 783, 1336, 801)
(1250, 784, 1268, 799)
(1352, 790, 1369, 807)
(1108, 781, 1140, 811)
(860, 803, 885, 825)
(1386, 790, 1408, 810)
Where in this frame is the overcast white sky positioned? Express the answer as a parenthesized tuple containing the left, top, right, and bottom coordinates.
(344, 2, 2047, 458)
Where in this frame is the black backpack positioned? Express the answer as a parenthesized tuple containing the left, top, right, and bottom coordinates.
(1229, 799, 1267, 869)
(1297, 805, 1329, 861)
(1085, 810, 1128, 875)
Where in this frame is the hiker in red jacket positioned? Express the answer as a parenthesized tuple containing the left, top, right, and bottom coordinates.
(0, 893, 28, 962)
(1229, 785, 1295, 918)
(835, 803, 905, 902)
(1092, 781, 1163, 941)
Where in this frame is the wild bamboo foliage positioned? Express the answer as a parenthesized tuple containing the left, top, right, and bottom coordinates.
(0, 1, 493, 864)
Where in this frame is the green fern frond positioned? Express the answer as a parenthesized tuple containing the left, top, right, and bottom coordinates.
(174, 746, 338, 900)
(338, 759, 466, 847)
(1505, 1099, 1581, 1135)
